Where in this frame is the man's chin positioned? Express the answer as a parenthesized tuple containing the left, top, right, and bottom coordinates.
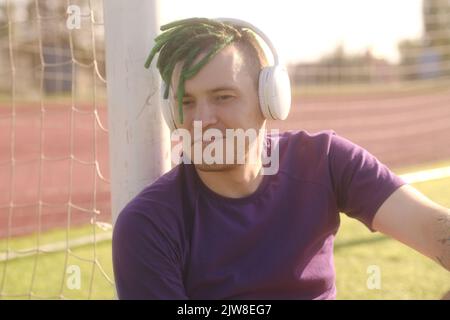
(194, 163, 240, 172)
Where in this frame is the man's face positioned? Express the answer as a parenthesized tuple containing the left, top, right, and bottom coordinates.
(170, 44, 266, 172)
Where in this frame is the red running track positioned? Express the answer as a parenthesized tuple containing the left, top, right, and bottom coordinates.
(1, 90, 450, 237)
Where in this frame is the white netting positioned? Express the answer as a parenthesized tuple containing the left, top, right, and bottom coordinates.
(0, 0, 113, 299)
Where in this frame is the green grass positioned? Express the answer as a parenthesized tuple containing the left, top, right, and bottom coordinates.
(335, 215, 450, 299)
(0, 161, 449, 299)
(335, 160, 450, 299)
(0, 225, 114, 299)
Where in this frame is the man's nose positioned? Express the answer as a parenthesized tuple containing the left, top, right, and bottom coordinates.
(194, 99, 218, 129)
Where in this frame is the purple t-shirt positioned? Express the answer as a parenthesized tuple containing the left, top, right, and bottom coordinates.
(112, 130, 406, 299)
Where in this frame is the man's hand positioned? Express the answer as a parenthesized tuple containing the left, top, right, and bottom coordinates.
(372, 184, 450, 271)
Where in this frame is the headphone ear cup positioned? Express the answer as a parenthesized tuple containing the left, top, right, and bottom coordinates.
(258, 67, 272, 119)
(258, 66, 291, 120)
(160, 84, 177, 132)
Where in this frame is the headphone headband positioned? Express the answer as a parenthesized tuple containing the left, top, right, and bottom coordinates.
(157, 17, 291, 130)
(214, 18, 280, 65)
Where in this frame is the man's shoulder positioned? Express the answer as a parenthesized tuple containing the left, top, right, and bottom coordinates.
(138, 165, 185, 201)
(112, 166, 190, 268)
(269, 129, 338, 185)
(275, 129, 337, 164)
(276, 129, 337, 149)
(114, 165, 189, 231)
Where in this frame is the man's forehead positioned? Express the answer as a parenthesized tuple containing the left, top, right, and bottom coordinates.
(170, 45, 247, 94)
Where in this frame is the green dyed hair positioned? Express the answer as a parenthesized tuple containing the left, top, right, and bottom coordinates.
(144, 17, 265, 124)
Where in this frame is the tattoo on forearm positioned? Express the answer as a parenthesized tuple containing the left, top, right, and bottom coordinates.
(435, 213, 450, 270)
(436, 256, 445, 269)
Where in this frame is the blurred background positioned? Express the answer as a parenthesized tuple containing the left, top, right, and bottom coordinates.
(0, 0, 449, 299)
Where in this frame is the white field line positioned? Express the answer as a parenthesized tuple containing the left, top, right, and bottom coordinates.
(1, 166, 450, 263)
(399, 165, 450, 184)
(0, 232, 112, 262)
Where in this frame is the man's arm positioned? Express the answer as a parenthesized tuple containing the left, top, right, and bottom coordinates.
(372, 184, 450, 271)
(113, 206, 189, 299)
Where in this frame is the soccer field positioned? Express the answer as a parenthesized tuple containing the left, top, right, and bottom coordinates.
(1, 161, 449, 300)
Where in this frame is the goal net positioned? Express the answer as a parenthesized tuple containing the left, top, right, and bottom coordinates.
(0, 0, 113, 299)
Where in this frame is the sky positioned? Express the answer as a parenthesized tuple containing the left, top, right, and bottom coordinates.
(159, 0, 424, 64)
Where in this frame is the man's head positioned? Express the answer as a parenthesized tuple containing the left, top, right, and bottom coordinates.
(145, 18, 271, 171)
(145, 18, 269, 125)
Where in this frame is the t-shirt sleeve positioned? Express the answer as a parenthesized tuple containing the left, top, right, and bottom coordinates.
(112, 203, 188, 299)
(328, 132, 407, 232)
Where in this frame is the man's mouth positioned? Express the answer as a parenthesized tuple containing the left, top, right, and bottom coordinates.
(192, 136, 223, 146)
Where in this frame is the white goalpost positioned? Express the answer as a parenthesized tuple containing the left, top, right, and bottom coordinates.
(103, 0, 171, 225)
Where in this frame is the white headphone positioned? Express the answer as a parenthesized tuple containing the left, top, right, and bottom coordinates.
(159, 18, 292, 131)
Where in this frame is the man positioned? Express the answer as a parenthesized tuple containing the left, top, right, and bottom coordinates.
(112, 18, 450, 299)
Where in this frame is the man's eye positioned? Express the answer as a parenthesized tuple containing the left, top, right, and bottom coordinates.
(182, 100, 194, 107)
(217, 95, 234, 102)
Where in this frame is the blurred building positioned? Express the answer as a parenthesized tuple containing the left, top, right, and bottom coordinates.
(423, 0, 450, 43)
(0, 0, 104, 98)
(421, 0, 450, 77)
(288, 48, 398, 86)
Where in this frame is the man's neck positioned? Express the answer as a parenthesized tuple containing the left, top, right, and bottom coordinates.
(195, 161, 264, 198)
